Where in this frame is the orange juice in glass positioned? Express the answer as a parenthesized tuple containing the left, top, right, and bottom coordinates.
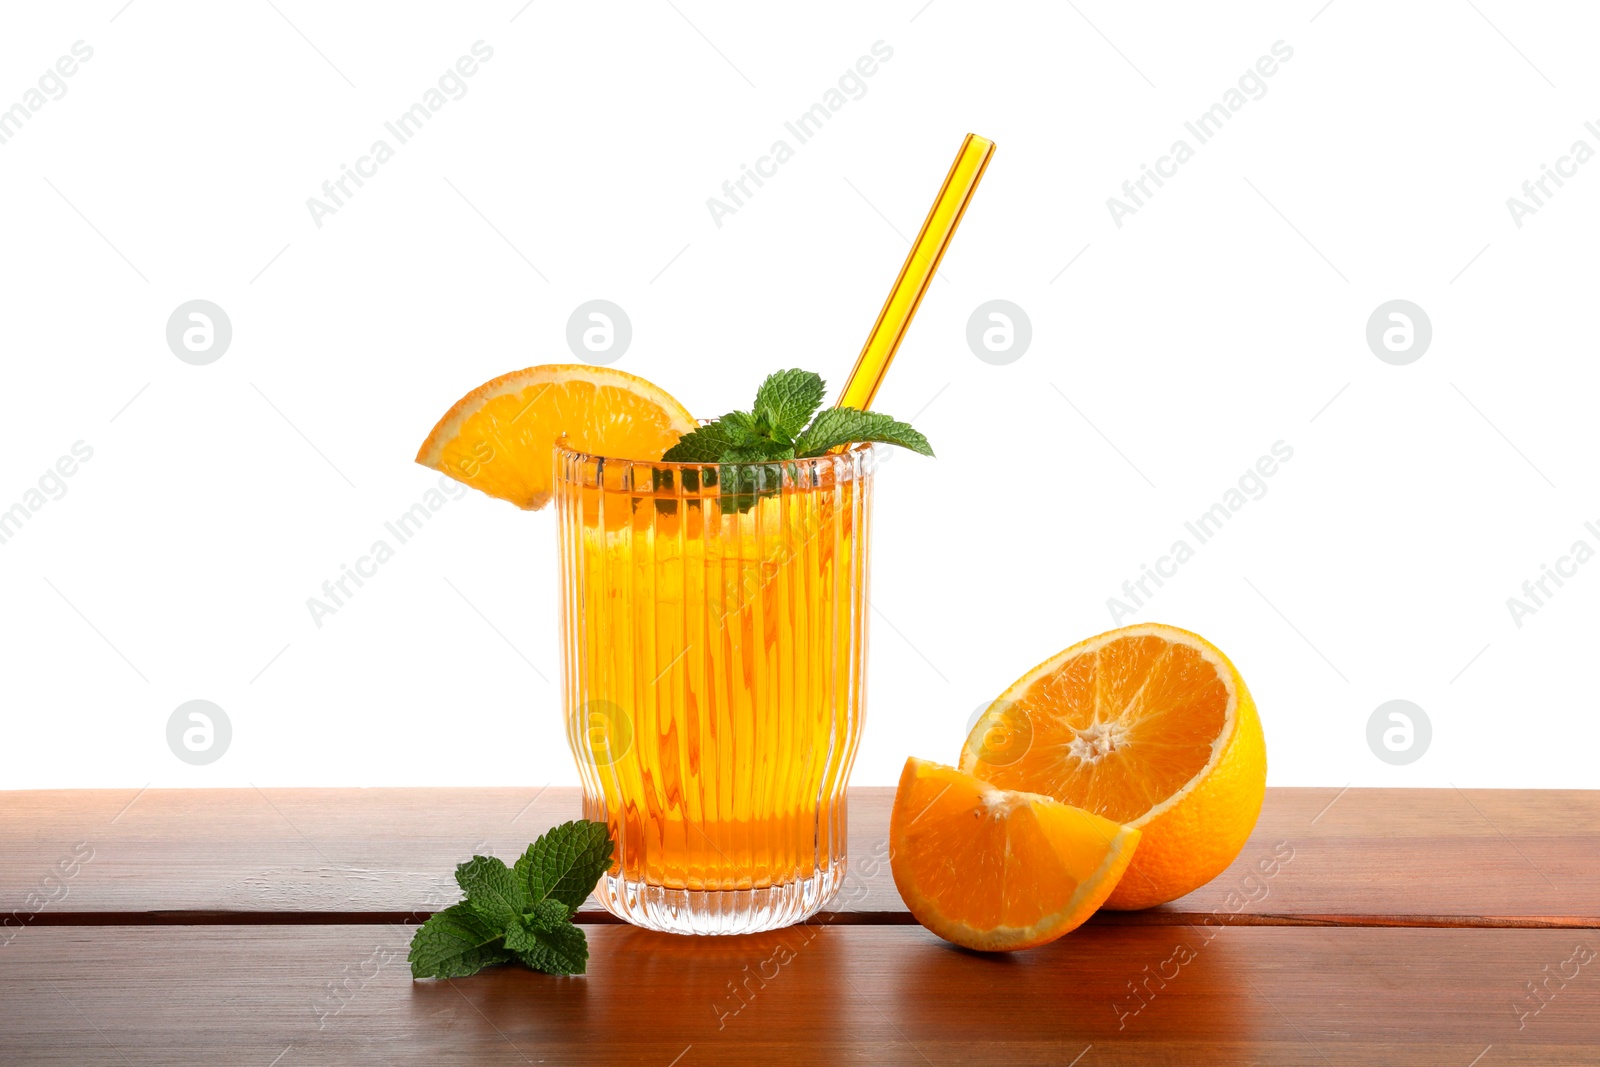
(555, 447, 873, 934)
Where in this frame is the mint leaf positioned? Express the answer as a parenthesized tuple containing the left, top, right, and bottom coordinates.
(410, 821, 614, 981)
(455, 855, 527, 927)
(505, 903, 590, 975)
(514, 820, 615, 912)
(722, 442, 788, 463)
(523, 898, 573, 930)
(660, 368, 933, 468)
(408, 903, 511, 979)
(502, 899, 569, 956)
(659, 368, 933, 516)
(662, 420, 741, 463)
(724, 409, 795, 460)
(719, 410, 760, 442)
(753, 369, 825, 439)
(795, 408, 934, 458)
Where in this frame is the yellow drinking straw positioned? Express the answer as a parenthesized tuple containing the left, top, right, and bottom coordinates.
(834, 133, 996, 412)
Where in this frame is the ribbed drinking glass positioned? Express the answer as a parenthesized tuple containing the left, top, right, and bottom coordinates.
(555, 446, 874, 934)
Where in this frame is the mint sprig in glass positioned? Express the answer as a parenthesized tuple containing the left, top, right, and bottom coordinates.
(660, 368, 931, 512)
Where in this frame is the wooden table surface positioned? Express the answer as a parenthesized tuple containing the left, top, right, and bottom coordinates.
(2, 786, 1597, 1064)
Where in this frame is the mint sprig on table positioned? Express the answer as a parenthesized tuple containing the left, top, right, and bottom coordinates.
(408, 820, 613, 979)
(663, 368, 933, 464)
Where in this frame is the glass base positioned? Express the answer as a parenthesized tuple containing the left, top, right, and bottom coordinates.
(594, 857, 846, 935)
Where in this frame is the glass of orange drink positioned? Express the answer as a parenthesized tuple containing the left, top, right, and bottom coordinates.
(553, 445, 874, 934)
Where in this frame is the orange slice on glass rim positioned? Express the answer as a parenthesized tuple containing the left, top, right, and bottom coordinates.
(415, 364, 696, 510)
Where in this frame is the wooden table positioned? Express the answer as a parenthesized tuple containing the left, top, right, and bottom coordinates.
(2, 787, 1596, 1064)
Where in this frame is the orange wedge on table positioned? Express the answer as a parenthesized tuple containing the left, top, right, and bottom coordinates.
(961, 623, 1266, 910)
(890, 758, 1140, 951)
(415, 364, 696, 510)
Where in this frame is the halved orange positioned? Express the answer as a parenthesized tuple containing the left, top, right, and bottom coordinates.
(415, 365, 696, 510)
(889, 758, 1140, 951)
(960, 623, 1266, 910)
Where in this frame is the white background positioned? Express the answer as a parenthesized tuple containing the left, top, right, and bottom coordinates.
(2, 1, 1596, 790)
